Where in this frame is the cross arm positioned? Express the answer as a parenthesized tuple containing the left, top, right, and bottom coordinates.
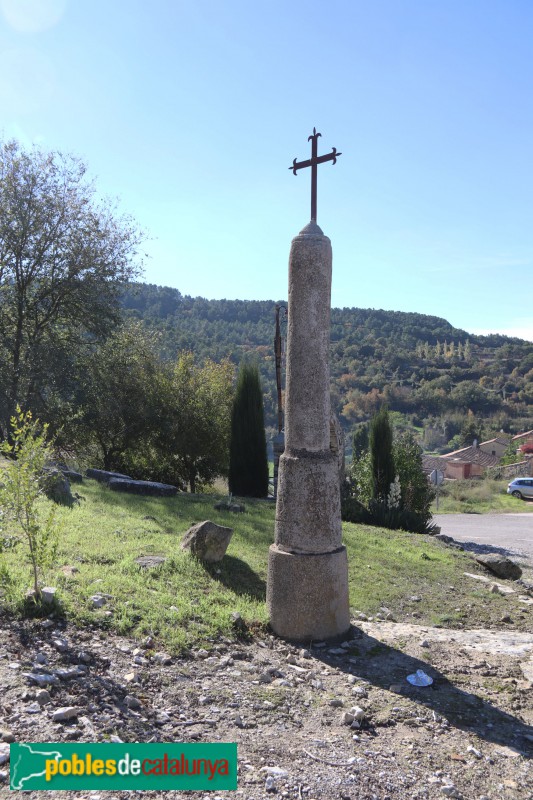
(289, 148, 341, 175)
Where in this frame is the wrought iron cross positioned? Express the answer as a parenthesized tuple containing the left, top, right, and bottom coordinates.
(289, 128, 341, 223)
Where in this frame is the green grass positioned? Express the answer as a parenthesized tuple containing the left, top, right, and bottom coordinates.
(431, 478, 533, 514)
(0, 479, 521, 652)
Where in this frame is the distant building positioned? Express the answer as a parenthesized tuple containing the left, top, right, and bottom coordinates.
(421, 455, 447, 476)
(478, 436, 510, 458)
(423, 442, 500, 480)
(422, 430, 533, 480)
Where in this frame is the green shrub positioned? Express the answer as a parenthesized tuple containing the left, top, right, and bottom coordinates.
(0, 408, 59, 598)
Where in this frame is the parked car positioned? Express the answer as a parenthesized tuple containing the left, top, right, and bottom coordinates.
(507, 478, 533, 499)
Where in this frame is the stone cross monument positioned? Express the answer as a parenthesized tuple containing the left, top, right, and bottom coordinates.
(267, 129, 351, 640)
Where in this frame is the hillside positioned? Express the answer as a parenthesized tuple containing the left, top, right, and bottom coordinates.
(121, 283, 533, 449)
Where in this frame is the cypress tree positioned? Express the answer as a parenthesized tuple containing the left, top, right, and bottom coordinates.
(352, 422, 369, 460)
(228, 362, 269, 497)
(369, 406, 395, 501)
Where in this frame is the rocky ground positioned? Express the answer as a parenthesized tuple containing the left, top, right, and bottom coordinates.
(1, 591, 532, 800)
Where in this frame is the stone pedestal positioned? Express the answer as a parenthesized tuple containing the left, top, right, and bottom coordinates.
(267, 222, 350, 641)
(267, 546, 350, 640)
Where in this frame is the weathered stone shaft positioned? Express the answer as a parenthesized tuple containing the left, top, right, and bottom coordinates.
(267, 221, 350, 641)
(284, 226, 332, 453)
(275, 449, 342, 554)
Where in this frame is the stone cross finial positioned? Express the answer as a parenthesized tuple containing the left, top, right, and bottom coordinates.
(289, 128, 341, 222)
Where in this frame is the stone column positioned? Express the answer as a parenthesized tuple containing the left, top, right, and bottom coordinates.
(267, 221, 350, 640)
(272, 431, 285, 500)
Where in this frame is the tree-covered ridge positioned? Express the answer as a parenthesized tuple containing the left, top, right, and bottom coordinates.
(120, 283, 533, 447)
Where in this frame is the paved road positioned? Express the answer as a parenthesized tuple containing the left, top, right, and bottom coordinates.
(433, 512, 533, 566)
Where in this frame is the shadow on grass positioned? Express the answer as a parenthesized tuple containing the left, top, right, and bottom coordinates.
(202, 555, 266, 601)
(311, 626, 533, 757)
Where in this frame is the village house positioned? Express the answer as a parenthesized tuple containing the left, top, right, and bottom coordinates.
(478, 436, 510, 458)
(422, 431, 533, 480)
(439, 442, 501, 479)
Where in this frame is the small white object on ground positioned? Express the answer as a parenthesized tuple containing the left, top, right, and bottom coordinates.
(407, 669, 433, 687)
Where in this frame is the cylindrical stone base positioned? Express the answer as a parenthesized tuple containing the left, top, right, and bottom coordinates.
(267, 544, 351, 641)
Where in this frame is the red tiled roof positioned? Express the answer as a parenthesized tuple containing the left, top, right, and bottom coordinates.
(441, 446, 500, 467)
(421, 455, 447, 474)
(480, 437, 509, 446)
(442, 445, 474, 457)
(512, 430, 533, 441)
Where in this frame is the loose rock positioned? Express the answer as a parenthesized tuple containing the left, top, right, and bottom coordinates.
(474, 553, 522, 581)
(51, 706, 81, 722)
(23, 672, 59, 687)
(41, 586, 57, 603)
(36, 690, 51, 705)
(181, 520, 233, 562)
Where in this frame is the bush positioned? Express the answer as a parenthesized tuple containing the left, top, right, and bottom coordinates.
(0, 408, 59, 598)
(341, 485, 438, 534)
(342, 413, 435, 534)
(393, 433, 434, 523)
(340, 479, 369, 524)
(365, 500, 439, 535)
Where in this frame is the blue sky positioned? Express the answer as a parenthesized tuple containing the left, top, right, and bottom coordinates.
(1, 0, 533, 341)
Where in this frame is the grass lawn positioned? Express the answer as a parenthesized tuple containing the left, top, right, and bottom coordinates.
(432, 477, 533, 514)
(0, 479, 523, 651)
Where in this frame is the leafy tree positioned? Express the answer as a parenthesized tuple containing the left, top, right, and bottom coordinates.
(369, 406, 395, 502)
(450, 382, 497, 414)
(0, 407, 58, 598)
(459, 414, 483, 447)
(346, 449, 372, 506)
(393, 433, 434, 522)
(0, 139, 143, 438)
(157, 353, 234, 493)
(76, 330, 234, 491)
(500, 439, 520, 465)
(229, 362, 269, 498)
(75, 323, 164, 471)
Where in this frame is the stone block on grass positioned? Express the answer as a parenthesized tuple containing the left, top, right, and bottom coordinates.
(181, 520, 233, 562)
(108, 478, 178, 497)
(86, 468, 132, 483)
(61, 468, 83, 483)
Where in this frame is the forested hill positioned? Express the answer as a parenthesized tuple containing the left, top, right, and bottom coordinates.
(121, 282, 533, 449)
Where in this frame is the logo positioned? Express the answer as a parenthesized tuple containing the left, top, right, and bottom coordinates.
(10, 742, 237, 791)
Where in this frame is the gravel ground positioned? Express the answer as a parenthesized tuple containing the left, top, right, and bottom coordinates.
(1, 604, 532, 800)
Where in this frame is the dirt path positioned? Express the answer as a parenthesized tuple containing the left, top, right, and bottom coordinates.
(0, 614, 531, 800)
